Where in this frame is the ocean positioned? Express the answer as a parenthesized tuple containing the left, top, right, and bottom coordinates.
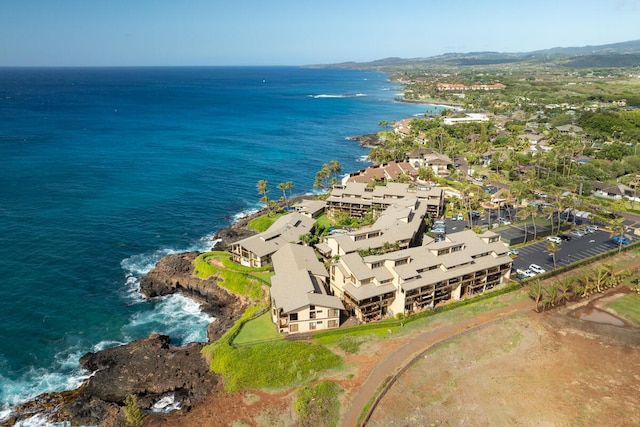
(0, 66, 441, 422)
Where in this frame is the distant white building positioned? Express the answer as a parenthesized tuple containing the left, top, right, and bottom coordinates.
(443, 113, 489, 125)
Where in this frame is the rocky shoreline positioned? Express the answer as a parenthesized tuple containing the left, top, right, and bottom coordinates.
(4, 198, 314, 427)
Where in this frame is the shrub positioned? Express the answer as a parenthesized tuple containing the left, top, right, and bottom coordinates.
(123, 394, 145, 426)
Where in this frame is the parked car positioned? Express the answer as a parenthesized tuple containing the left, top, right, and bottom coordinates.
(498, 217, 511, 225)
(611, 235, 631, 245)
(457, 213, 464, 221)
(432, 227, 446, 235)
(508, 248, 519, 257)
(546, 236, 562, 244)
(529, 264, 547, 274)
(570, 229, 586, 237)
(558, 234, 572, 241)
(522, 269, 537, 278)
(586, 225, 598, 232)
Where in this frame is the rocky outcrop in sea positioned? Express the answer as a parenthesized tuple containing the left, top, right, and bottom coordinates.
(6, 251, 249, 426)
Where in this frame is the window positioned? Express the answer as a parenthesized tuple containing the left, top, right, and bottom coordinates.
(317, 320, 323, 324)
(309, 305, 315, 310)
(290, 313, 298, 321)
(310, 311, 316, 319)
(328, 320, 338, 328)
(309, 322, 316, 330)
(290, 324, 299, 333)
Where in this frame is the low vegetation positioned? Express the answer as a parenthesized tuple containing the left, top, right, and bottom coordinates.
(527, 262, 636, 312)
(295, 381, 343, 427)
(606, 292, 640, 323)
(193, 251, 268, 300)
(247, 212, 285, 232)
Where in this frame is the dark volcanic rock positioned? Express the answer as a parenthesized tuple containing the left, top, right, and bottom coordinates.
(9, 251, 251, 426)
(138, 251, 248, 342)
(9, 334, 217, 427)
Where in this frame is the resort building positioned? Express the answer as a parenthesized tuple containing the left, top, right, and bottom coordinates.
(325, 182, 445, 219)
(319, 197, 429, 259)
(230, 212, 315, 268)
(328, 230, 512, 322)
(406, 148, 452, 177)
(344, 161, 418, 185)
(270, 243, 344, 334)
(292, 199, 327, 218)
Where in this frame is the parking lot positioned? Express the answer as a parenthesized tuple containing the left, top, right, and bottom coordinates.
(510, 229, 626, 274)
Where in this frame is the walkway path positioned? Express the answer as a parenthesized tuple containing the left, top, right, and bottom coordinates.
(339, 294, 534, 427)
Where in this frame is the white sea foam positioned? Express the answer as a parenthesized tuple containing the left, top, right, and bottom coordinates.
(231, 206, 261, 224)
(356, 155, 370, 163)
(151, 394, 181, 413)
(123, 294, 214, 345)
(0, 364, 90, 407)
(9, 414, 69, 427)
(310, 93, 367, 99)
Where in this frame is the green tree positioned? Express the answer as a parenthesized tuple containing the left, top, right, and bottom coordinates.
(257, 179, 270, 212)
(329, 160, 342, 185)
(528, 279, 544, 312)
(314, 164, 331, 190)
(546, 241, 560, 270)
(278, 181, 293, 208)
(555, 276, 575, 305)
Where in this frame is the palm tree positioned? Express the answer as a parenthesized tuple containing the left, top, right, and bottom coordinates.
(555, 276, 575, 305)
(256, 179, 269, 212)
(527, 204, 539, 240)
(541, 282, 558, 310)
(546, 241, 560, 270)
(528, 279, 544, 312)
(517, 207, 531, 243)
(608, 216, 626, 253)
(314, 164, 331, 190)
(593, 267, 609, 293)
(329, 160, 342, 184)
(277, 181, 293, 209)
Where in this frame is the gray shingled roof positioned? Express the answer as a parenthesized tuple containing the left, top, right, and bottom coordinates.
(233, 212, 315, 258)
(270, 244, 344, 314)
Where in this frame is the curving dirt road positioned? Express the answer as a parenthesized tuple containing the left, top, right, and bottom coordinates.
(339, 293, 534, 427)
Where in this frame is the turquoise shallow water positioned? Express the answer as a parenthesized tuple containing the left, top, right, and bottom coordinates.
(0, 66, 440, 414)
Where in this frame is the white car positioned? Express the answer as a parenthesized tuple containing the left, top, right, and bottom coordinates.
(529, 264, 547, 275)
(457, 213, 464, 221)
(546, 236, 562, 244)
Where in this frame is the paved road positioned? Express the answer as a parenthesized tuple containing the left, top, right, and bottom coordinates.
(339, 294, 533, 427)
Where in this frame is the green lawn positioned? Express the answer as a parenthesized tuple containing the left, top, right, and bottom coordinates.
(247, 212, 285, 232)
(316, 213, 331, 230)
(233, 312, 283, 345)
(606, 292, 640, 323)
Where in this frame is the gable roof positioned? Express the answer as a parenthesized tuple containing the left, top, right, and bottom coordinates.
(270, 243, 344, 313)
(233, 212, 315, 257)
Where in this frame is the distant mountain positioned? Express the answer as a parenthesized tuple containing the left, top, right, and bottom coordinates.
(310, 39, 640, 70)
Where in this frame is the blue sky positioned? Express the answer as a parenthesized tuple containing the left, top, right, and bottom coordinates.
(1, 0, 639, 66)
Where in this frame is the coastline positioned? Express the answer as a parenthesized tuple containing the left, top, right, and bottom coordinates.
(3, 197, 312, 426)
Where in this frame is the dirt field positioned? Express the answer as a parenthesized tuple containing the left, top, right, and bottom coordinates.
(367, 291, 640, 427)
(149, 284, 640, 427)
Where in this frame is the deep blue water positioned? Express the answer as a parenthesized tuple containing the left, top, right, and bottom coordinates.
(0, 66, 439, 417)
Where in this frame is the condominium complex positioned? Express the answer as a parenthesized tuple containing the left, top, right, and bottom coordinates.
(329, 230, 512, 322)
